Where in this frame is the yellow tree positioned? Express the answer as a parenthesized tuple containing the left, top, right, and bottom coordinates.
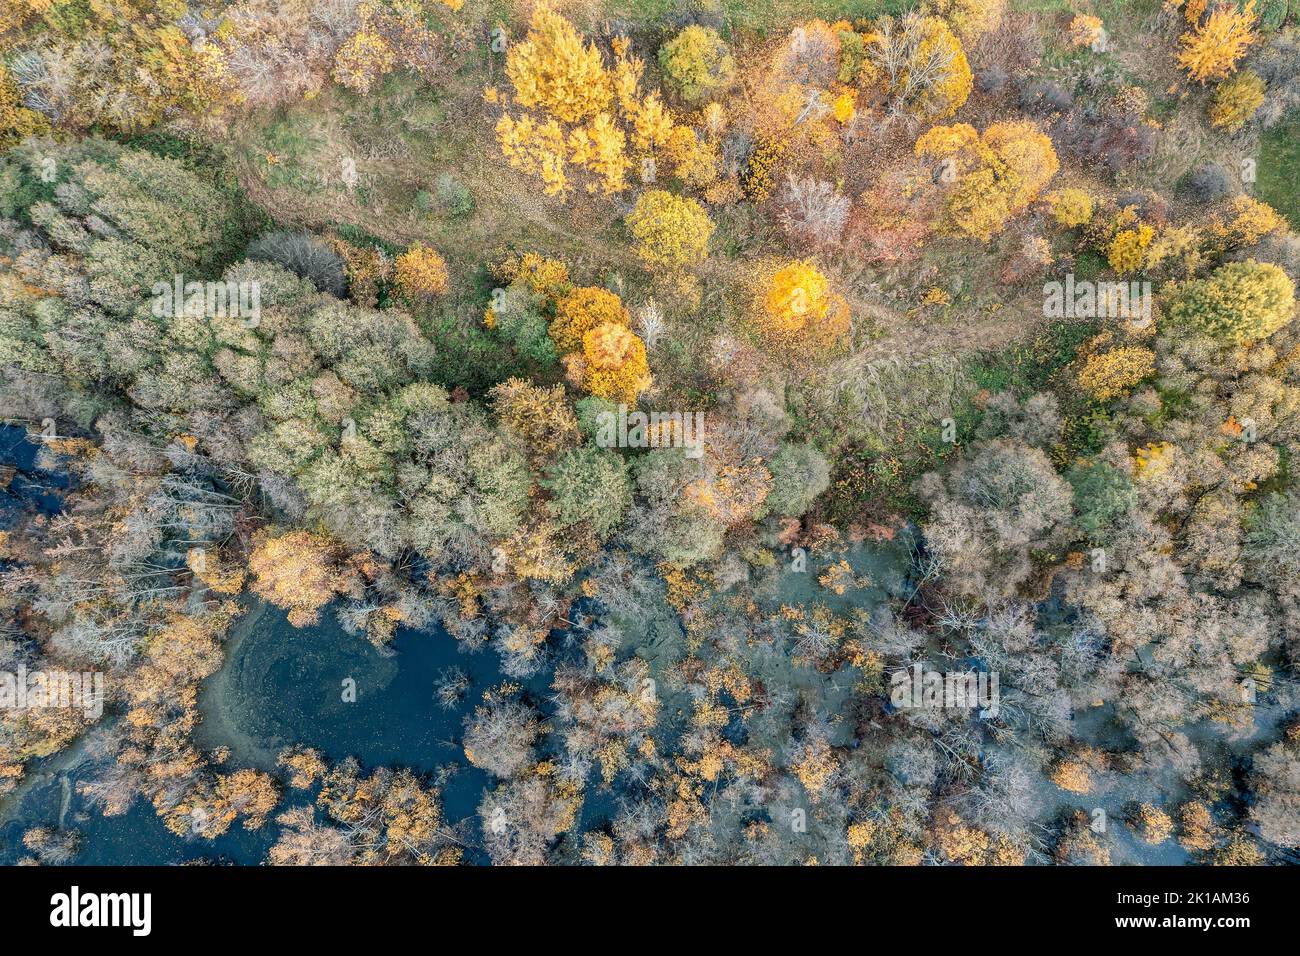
(922, 0, 1005, 44)
(550, 286, 631, 353)
(916, 120, 1059, 241)
(568, 323, 653, 403)
(394, 243, 449, 300)
(505, 3, 613, 123)
(756, 259, 851, 353)
(248, 530, 356, 627)
(1178, 0, 1258, 83)
(625, 189, 714, 268)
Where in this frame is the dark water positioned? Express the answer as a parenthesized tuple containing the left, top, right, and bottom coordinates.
(1, 600, 552, 865)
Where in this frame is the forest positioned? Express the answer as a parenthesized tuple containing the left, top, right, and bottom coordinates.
(0, 0, 1298, 867)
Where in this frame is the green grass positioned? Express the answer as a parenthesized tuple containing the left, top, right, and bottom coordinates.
(968, 319, 1098, 398)
(1257, 122, 1300, 230)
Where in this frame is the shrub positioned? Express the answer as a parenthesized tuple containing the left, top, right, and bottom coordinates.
(1076, 346, 1156, 401)
(1209, 69, 1266, 131)
(1067, 461, 1137, 537)
(1045, 188, 1094, 228)
(394, 243, 449, 300)
(764, 443, 831, 517)
(435, 173, 474, 216)
(246, 231, 347, 296)
(1185, 163, 1236, 202)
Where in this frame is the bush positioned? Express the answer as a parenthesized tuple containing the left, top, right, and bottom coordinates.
(435, 173, 474, 216)
(1045, 188, 1094, 228)
(246, 230, 347, 296)
(764, 443, 831, 517)
(1185, 163, 1236, 202)
(394, 243, 449, 300)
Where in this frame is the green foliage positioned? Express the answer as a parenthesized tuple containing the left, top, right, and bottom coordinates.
(1166, 259, 1296, 344)
(763, 442, 831, 517)
(658, 26, 736, 103)
(1066, 460, 1137, 538)
(542, 446, 632, 538)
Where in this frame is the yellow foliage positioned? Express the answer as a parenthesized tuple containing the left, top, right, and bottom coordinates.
(625, 189, 714, 268)
(497, 113, 570, 196)
(757, 259, 851, 352)
(1178, 0, 1258, 83)
(1077, 346, 1157, 401)
(1046, 188, 1094, 228)
(1050, 758, 1092, 794)
(505, 3, 613, 123)
(394, 243, 449, 300)
(568, 112, 632, 193)
(573, 322, 652, 403)
(1209, 69, 1265, 131)
(1132, 803, 1174, 844)
(332, 31, 396, 95)
(922, 0, 1005, 43)
(1106, 224, 1155, 274)
(550, 286, 630, 354)
(1068, 15, 1105, 48)
(248, 530, 354, 628)
(917, 120, 1058, 241)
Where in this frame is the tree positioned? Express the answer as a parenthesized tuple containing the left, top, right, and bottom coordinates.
(1076, 345, 1156, 401)
(756, 259, 850, 353)
(248, 529, 356, 627)
(1178, 0, 1259, 83)
(1045, 188, 1094, 228)
(542, 446, 632, 538)
(922, 0, 1004, 44)
(505, 3, 613, 123)
(625, 190, 714, 268)
(777, 176, 851, 247)
(1166, 259, 1295, 344)
(332, 30, 396, 94)
(566, 323, 653, 403)
(463, 699, 542, 778)
(866, 15, 973, 121)
(915, 121, 1059, 241)
(394, 243, 449, 300)
(550, 286, 630, 354)
(246, 231, 347, 296)
(659, 26, 735, 103)
(918, 439, 1073, 600)
(1067, 461, 1137, 538)
(490, 378, 580, 463)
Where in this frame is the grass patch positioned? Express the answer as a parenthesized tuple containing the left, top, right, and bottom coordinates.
(1257, 122, 1300, 230)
